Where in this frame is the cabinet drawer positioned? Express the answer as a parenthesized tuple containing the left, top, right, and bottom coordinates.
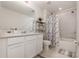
(25, 36, 35, 40)
(36, 34, 43, 39)
(8, 37, 24, 45)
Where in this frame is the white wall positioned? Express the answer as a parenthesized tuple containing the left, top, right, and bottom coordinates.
(76, 2, 79, 57)
(34, 8, 45, 21)
(76, 2, 79, 41)
(0, 2, 1, 7)
(57, 8, 76, 39)
(0, 7, 34, 32)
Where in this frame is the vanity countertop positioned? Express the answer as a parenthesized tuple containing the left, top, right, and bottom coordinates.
(0, 32, 43, 39)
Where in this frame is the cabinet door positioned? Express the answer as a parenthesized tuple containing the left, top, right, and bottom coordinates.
(24, 36, 36, 58)
(36, 35, 43, 54)
(8, 43, 24, 58)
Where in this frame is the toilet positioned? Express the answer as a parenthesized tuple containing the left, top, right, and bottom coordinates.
(43, 40, 51, 51)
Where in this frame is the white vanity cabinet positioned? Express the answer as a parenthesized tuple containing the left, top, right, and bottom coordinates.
(0, 33, 43, 58)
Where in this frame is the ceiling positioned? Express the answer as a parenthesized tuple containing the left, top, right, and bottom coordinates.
(30, 1, 76, 13)
(0, 1, 76, 16)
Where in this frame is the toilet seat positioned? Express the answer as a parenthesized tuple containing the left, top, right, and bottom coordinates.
(43, 40, 51, 45)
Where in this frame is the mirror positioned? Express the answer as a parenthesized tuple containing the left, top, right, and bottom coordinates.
(0, 1, 35, 32)
(0, 1, 35, 17)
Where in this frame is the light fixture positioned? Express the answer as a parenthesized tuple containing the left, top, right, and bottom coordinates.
(47, 1, 51, 5)
(59, 8, 62, 10)
(25, 1, 29, 3)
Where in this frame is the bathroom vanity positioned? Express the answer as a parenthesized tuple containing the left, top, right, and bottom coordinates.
(0, 32, 43, 58)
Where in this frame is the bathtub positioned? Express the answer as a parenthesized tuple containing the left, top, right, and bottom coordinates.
(56, 38, 76, 53)
(56, 38, 76, 57)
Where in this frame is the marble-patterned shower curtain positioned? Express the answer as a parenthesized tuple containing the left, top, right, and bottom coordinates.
(45, 15, 60, 47)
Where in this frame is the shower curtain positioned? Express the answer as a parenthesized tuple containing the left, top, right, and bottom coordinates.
(45, 14, 60, 47)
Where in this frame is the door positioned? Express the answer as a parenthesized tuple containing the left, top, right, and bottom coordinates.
(0, 39, 7, 58)
(8, 43, 24, 58)
(76, 2, 79, 57)
(76, 45, 79, 57)
(76, 38, 79, 57)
